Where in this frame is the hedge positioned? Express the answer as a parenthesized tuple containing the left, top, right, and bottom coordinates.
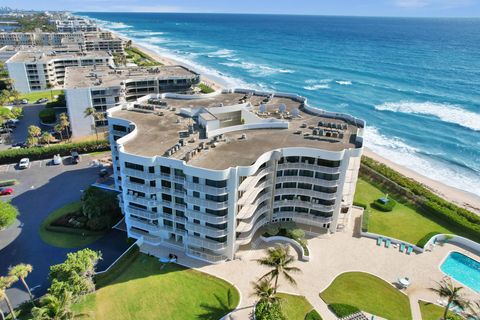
(416, 232, 441, 248)
(305, 309, 323, 320)
(361, 210, 370, 232)
(0, 179, 17, 187)
(371, 198, 397, 212)
(328, 303, 360, 317)
(94, 244, 140, 288)
(0, 140, 110, 164)
(353, 201, 367, 209)
(361, 156, 480, 243)
(39, 108, 56, 123)
(0, 201, 19, 229)
(44, 224, 107, 236)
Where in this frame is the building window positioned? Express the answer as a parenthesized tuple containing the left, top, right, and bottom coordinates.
(162, 194, 172, 202)
(174, 169, 185, 178)
(161, 180, 171, 189)
(206, 235, 227, 243)
(175, 197, 185, 205)
(175, 210, 185, 218)
(206, 208, 227, 216)
(113, 124, 127, 132)
(193, 191, 200, 198)
(283, 182, 296, 189)
(193, 219, 200, 224)
(129, 177, 144, 184)
(299, 170, 313, 177)
(129, 202, 147, 210)
(298, 183, 312, 190)
(206, 194, 228, 202)
(160, 166, 171, 175)
(194, 232, 200, 237)
(125, 162, 143, 171)
(176, 223, 185, 230)
(284, 169, 298, 176)
(205, 179, 227, 188)
(148, 166, 155, 173)
(317, 159, 341, 167)
(194, 205, 200, 211)
(193, 176, 199, 183)
(174, 183, 184, 192)
(163, 219, 173, 227)
(163, 207, 172, 215)
(150, 180, 156, 187)
(206, 222, 227, 230)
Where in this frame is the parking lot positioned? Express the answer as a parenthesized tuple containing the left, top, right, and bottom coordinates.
(0, 153, 129, 307)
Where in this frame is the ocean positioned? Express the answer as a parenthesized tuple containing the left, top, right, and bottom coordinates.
(79, 13, 480, 197)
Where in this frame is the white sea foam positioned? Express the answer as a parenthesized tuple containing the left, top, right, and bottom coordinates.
(375, 101, 480, 131)
(206, 49, 236, 58)
(336, 80, 352, 85)
(105, 22, 132, 29)
(364, 127, 480, 197)
(303, 84, 330, 90)
(305, 79, 332, 84)
(220, 61, 294, 76)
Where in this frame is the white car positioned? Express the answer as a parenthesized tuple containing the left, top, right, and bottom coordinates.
(18, 158, 30, 169)
(52, 154, 62, 165)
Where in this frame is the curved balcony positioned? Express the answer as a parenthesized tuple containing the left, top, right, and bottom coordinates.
(277, 162, 341, 174)
(238, 167, 273, 192)
(129, 217, 159, 233)
(236, 205, 270, 233)
(123, 168, 154, 180)
(275, 188, 337, 201)
(273, 199, 335, 212)
(184, 181, 228, 195)
(237, 180, 271, 206)
(123, 181, 158, 194)
(185, 210, 229, 224)
(187, 236, 227, 251)
(129, 229, 162, 244)
(124, 194, 157, 207)
(275, 176, 339, 188)
(186, 222, 229, 238)
(185, 196, 229, 210)
(273, 211, 333, 226)
(127, 206, 160, 220)
(236, 217, 269, 246)
(237, 192, 271, 220)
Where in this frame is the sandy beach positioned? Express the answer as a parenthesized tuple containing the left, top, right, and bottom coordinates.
(110, 28, 480, 215)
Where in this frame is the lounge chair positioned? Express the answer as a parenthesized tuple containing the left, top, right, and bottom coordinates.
(377, 237, 383, 246)
(385, 239, 391, 248)
(400, 243, 406, 252)
(406, 246, 413, 255)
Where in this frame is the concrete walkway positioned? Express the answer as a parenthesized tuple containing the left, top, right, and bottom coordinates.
(141, 208, 480, 320)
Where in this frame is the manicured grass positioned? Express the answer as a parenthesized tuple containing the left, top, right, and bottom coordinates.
(39, 202, 102, 248)
(277, 293, 316, 320)
(355, 178, 456, 245)
(125, 47, 162, 67)
(418, 301, 461, 320)
(320, 272, 411, 320)
(73, 254, 240, 320)
(19, 89, 63, 103)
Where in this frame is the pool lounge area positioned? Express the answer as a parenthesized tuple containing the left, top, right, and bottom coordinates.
(440, 251, 480, 293)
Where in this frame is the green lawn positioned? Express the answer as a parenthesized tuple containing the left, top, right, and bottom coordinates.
(320, 272, 411, 320)
(39, 202, 103, 248)
(19, 89, 63, 103)
(355, 178, 457, 245)
(277, 293, 316, 320)
(125, 47, 162, 67)
(73, 254, 240, 320)
(418, 301, 462, 320)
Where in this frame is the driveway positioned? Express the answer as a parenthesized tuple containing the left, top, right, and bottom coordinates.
(0, 154, 129, 307)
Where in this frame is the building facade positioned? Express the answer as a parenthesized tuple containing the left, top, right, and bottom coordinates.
(64, 65, 201, 137)
(0, 32, 84, 46)
(107, 89, 365, 263)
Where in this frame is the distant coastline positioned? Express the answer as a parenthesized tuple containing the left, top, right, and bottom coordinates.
(92, 17, 480, 215)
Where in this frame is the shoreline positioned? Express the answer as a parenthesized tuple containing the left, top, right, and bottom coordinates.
(104, 26, 480, 214)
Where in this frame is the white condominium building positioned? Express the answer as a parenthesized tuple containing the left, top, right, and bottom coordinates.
(6, 50, 114, 92)
(0, 32, 84, 46)
(64, 65, 201, 137)
(0, 44, 83, 62)
(107, 89, 365, 263)
(54, 19, 99, 33)
(83, 34, 124, 53)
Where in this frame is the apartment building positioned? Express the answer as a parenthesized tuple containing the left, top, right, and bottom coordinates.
(54, 19, 99, 33)
(0, 44, 83, 62)
(83, 34, 124, 53)
(107, 89, 364, 263)
(0, 32, 84, 46)
(64, 65, 200, 137)
(6, 50, 114, 92)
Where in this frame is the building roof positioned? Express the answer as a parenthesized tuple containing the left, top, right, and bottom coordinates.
(109, 91, 364, 170)
(7, 50, 111, 63)
(64, 65, 200, 89)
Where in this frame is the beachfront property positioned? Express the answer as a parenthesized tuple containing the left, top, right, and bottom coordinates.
(0, 31, 85, 46)
(107, 89, 364, 263)
(5, 49, 114, 92)
(54, 18, 99, 33)
(64, 65, 201, 137)
(0, 44, 83, 62)
(83, 33, 125, 53)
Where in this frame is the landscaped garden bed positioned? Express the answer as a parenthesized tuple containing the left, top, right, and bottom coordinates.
(277, 293, 320, 320)
(263, 223, 310, 257)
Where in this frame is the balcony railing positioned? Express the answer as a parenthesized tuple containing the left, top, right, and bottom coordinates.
(277, 162, 341, 174)
(275, 176, 339, 188)
(187, 236, 227, 251)
(185, 196, 229, 210)
(185, 210, 228, 224)
(186, 247, 227, 263)
(184, 182, 228, 195)
(273, 199, 335, 212)
(123, 181, 158, 194)
(186, 222, 229, 238)
(123, 168, 154, 180)
(275, 188, 337, 201)
(273, 211, 333, 225)
(124, 194, 156, 207)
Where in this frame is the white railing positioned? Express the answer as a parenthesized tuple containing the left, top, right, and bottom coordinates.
(275, 176, 339, 188)
(187, 236, 227, 251)
(275, 188, 337, 201)
(277, 163, 340, 174)
(123, 168, 154, 180)
(129, 218, 159, 232)
(184, 181, 228, 195)
(185, 210, 229, 224)
(236, 217, 269, 245)
(123, 181, 158, 194)
(186, 248, 227, 263)
(273, 199, 335, 212)
(237, 192, 271, 220)
(273, 211, 333, 225)
(124, 194, 157, 207)
(127, 206, 160, 220)
(236, 206, 270, 233)
(237, 181, 271, 206)
(238, 167, 273, 191)
(185, 196, 229, 210)
(186, 222, 229, 237)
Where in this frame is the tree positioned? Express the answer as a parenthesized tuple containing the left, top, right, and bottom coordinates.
(430, 278, 467, 320)
(84, 107, 99, 141)
(251, 279, 278, 306)
(81, 187, 121, 230)
(31, 291, 73, 320)
(0, 201, 19, 230)
(255, 299, 286, 320)
(54, 124, 64, 141)
(9, 90, 20, 106)
(28, 125, 41, 138)
(41, 131, 54, 146)
(58, 113, 70, 141)
(48, 249, 101, 300)
(9, 264, 34, 304)
(0, 276, 18, 320)
(256, 245, 301, 293)
(468, 301, 480, 319)
(10, 107, 22, 119)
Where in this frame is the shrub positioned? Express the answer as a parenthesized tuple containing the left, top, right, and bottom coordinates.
(0, 179, 16, 187)
(416, 231, 441, 248)
(45, 93, 66, 108)
(305, 309, 322, 320)
(371, 198, 397, 212)
(328, 303, 360, 317)
(255, 300, 286, 320)
(0, 140, 110, 164)
(82, 187, 122, 231)
(353, 201, 367, 209)
(39, 108, 56, 123)
(361, 210, 370, 232)
(198, 83, 215, 94)
(0, 201, 19, 229)
(287, 228, 305, 240)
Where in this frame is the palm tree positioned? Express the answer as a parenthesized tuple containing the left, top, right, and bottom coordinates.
(58, 113, 70, 141)
(0, 276, 18, 320)
(54, 124, 64, 142)
(468, 301, 480, 319)
(28, 125, 41, 138)
(251, 279, 279, 306)
(256, 245, 301, 293)
(9, 90, 20, 106)
(9, 264, 34, 304)
(31, 291, 73, 320)
(84, 107, 98, 140)
(41, 131, 54, 146)
(430, 278, 467, 320)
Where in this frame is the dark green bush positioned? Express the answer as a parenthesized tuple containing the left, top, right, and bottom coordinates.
(82, 187, 122, 231)
(0, 179, 17, 187)
(416, 232, 441, 248)
(255, 300, 286, 320)
(94, 244, 140, 288)
(305, 309, 322, 320)
(353, 201, 367, 209)
(39, 108, 56, 123)
(0, 201, 19, 229)
(0, 140, 110, 164)
(199, 83, 215, 94)
(361, 210, 370, 232)
(371, 198, 397, 212)
(328, 303, 360, 317)
(45, 93, 66, 108)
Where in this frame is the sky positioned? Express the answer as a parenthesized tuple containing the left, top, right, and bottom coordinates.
(4, 0, 480, 17)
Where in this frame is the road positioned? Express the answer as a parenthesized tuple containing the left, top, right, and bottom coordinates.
(0, 154, 129, 307)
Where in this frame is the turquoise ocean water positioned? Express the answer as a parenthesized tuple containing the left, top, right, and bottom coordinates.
(80, 13, 480, 196)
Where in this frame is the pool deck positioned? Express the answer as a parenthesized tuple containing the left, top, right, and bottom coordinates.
(141, 208, 480, 320)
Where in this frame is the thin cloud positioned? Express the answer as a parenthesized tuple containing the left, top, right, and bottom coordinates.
(393, 0, 473, 9)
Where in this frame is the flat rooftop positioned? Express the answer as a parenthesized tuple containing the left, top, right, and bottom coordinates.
(64, 65, 200, 89)
(110, 92, 363, 170)
(7, 50, 111, 63)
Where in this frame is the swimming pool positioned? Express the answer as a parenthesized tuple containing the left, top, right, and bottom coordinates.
(440, 252, 480, 293)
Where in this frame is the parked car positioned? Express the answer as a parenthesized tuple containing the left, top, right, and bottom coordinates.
(18, 158, 30, 169)
(0, 188, 13, 196)
(12, 141, 26, 148)
(36, 98, 49, 104)
(20, 99, 28, 104)
(99, 168, 109, 177)
(71, 150, 80, 164)
(52, 154, 62, 165)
